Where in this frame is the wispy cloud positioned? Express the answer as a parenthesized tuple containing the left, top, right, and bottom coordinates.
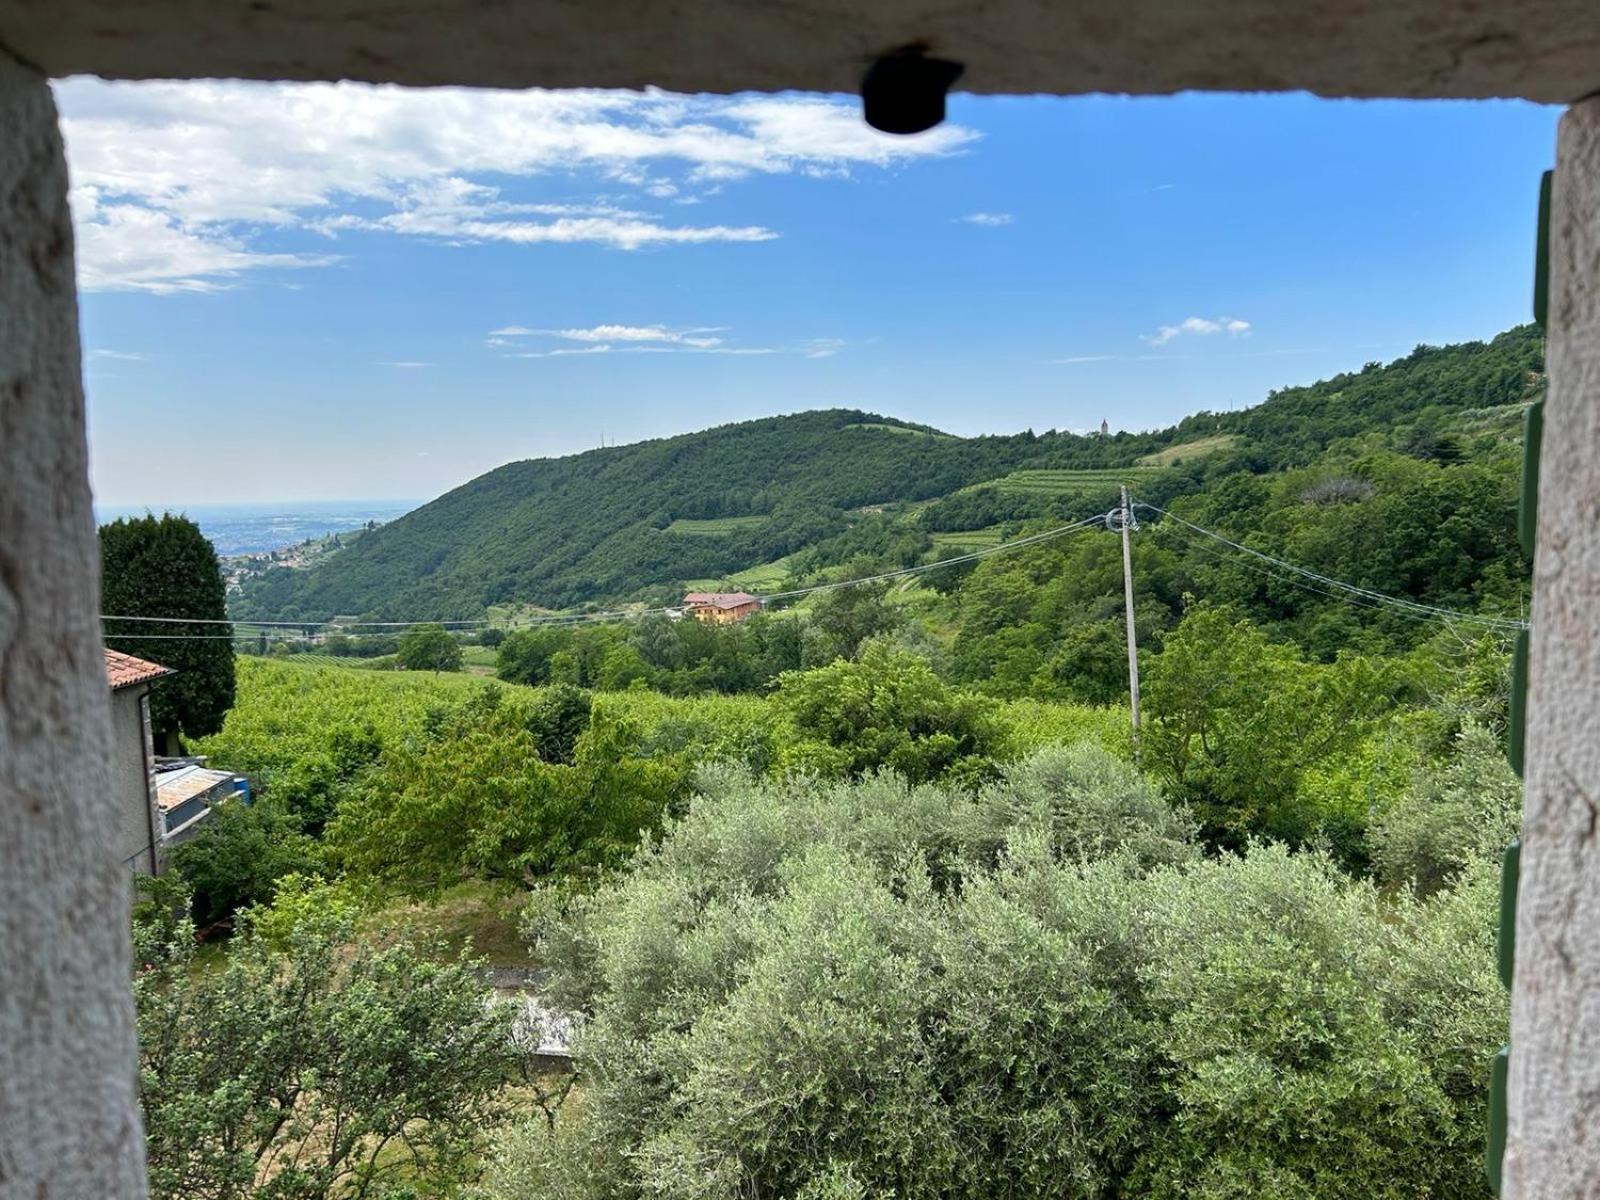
(534, 324, 727, 346)
(89, 348, 146, 361)
(1051, 354, 1118, 364)
(377, 360, 432, 368)
(56, 80, 976, 293)
(493, 322, 842, 360)
(508, 345, 616, 359)
(958, 211, 1015, 227)
(1144, 316, 1252, 346)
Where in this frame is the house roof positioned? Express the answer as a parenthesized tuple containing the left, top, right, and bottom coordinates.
(104, 648, 176, 692)
(154, 765, 241, 812)
(682, 592, 762, 610)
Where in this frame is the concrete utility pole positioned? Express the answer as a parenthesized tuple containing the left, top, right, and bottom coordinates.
(1119, 485, 1141, 753)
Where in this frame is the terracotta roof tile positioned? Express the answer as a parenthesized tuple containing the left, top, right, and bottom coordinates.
(104, 648, 176, 691)
(682, 592, 762, 609)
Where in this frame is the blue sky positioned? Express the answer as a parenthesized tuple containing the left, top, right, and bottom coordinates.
(58, 80, 1559, 506)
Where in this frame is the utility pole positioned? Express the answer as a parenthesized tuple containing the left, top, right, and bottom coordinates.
(1118, 485, 1141, 754)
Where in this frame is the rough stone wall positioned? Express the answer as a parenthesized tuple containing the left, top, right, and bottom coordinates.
(1505, 95, 1600, 1200)
(0, 50, 149, 1200)
(0, 0, 1598, 101)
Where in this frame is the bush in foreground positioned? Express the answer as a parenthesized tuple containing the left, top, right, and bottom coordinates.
(136, 906, 520, 1200)
(484, 748, 1504, 1200)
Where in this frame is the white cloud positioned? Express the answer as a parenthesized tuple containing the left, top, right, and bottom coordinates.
(56, 80, 975, 292)
(1051, 354, 1118, 364)
(508, 344, 616, 359)
(494, 322, 842, 360)
(498, 323, 729, 346)
(71, 194, 336, 293)
(89, 348, 146, 361)
(378, 360, 431, 368)
(1144, 315, 1252, 346)
(958, 211, 1015, 227)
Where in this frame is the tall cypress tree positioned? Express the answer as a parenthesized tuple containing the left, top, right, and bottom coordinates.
(100, 514, 236, 744)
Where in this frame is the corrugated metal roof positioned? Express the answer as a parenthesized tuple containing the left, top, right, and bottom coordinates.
(153, 765, 239, 812)
(104, 648, 175, 691)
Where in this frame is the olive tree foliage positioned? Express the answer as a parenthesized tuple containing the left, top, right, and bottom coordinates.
(135, 904, 522, 1200)
(480, 749, 1504, 1200)
(101, 513, 236, 740)
(1370, 722, 1522, 894)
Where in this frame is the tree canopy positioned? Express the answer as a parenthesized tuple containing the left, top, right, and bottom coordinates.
(101, 513, 236, 741)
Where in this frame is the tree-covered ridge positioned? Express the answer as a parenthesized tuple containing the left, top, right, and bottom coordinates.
(234, 410, 1078, 619)
(233, 326, 1543, 622)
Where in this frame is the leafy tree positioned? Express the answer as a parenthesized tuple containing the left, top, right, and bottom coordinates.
(169, 799, 324, 928)
(497, 627, 573, 686)
(396, 622, 463, 672)
(135, 906, 521, 1200)
(806, 578, 903, 661)
(101, 513, 236, 742)
(328, 702, 683, 891)
(1142, 604, 1396, 848)
(524, 683, 593, 765)
(1371, 723, 1522, 894)
(774, 644, 1000, 782)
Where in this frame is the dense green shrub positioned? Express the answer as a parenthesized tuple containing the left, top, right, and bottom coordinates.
(169, 799, 324, 928)
(773, 644, 1003, 782)
(487, 759, 1505, 1200)
(136, 908, 519, 1199)
(1371, 723, 1522, 894)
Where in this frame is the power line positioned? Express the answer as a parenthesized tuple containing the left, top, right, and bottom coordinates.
(101, 614, 485, 628)
(101, 513, 1112, 640)
(1151, 518, 1496, 631)
(1131, 499, 1529, 632)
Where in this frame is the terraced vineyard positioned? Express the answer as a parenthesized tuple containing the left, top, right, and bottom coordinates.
(665, 516, 770, 535)
(983, 466, 1165, 496)
(929, 527, 1009, 552)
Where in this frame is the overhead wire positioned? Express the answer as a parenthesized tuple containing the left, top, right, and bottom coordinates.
(99, 512, 1113, 641)
(1130, 499, 1529, 632)
(104, 502, 1520, 646)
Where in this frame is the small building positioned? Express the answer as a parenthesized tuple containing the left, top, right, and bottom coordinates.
(105, 648, 174, 875)
(681, 591, 764, 625)
(105, 649, 247, 873)
(154, 763, 250, 849)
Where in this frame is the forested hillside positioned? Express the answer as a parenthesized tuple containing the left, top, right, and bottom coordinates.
(234, 326, 1543, 622)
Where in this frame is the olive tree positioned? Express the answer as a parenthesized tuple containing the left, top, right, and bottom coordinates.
(135, 906, 521, 1200)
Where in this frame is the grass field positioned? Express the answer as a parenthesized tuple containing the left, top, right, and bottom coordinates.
(1136, 434, 1238, 467)
(982, 467, 1164, 496)
(666, 516, 769, 535)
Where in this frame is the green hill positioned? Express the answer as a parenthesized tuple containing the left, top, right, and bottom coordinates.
(233, 327, 1544, 622)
